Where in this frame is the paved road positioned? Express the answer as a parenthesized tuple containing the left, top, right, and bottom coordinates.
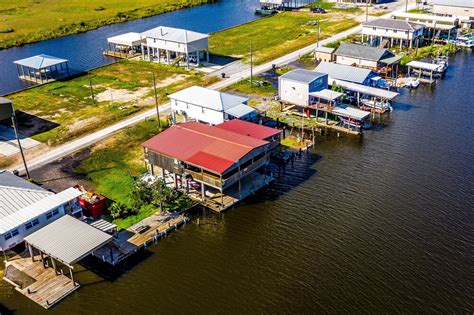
(9, 1, 415, 174)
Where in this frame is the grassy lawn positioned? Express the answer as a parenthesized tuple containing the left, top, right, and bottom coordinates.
(223, 76, 276, 98)
(0, 0, 213, 49)
(308, 1, 361, 13)
(8, 60, 218, 145)
(209, 12, 359, 65)
(72, 118, 194, 230)
(408, 9, 431, 14)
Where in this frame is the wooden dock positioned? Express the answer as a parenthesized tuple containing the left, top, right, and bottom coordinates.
(3, 255, 79, 309)
(92, 212, 189, 265)
(188, 173, 273, 213)
(103, 50, 141, 59)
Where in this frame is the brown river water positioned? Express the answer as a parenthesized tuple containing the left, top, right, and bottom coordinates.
(0, 52, 473, 314)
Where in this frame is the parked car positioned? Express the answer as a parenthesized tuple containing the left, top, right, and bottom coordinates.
(311, 7, 326, 14)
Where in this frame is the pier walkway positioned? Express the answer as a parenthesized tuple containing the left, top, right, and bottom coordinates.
(3, 255, 79, 309)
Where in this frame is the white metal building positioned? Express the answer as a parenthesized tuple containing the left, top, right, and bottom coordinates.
(141, 26, 209, 68)
(432, 0, 474, 19)
(278, 69, 328, 106)
(0, 171, 83, 251)
(169, 86, 256, 125)
(362, 18, 424, 48)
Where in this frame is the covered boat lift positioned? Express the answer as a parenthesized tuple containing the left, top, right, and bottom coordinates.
(4, 215, 113, 308)
(105, 32, 143, 59)
(406, 61, 441, 83)
(306, 89, 369, 133)
(14, 54, 69, 83)
(260, 0, 315, 9)
(330, 79, 399, 113)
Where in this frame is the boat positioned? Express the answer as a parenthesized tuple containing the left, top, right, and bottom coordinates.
(409, 79, 420, 89)
(360, 98, 392, 111)
(433, 56, 448, 73)
(456, 39, 474, 48)
(270, 150, 294, 164)
(255, 8, 278, 15)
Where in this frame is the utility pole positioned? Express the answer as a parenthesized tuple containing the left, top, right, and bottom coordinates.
(152, 72, 162, 130)
(11, 106, 30, 179)
(250, 40, 253, 89)
(317, 19, 320, 47)
(88, 71, 95, 104)
(365, 0, 369, 22)
(405, 0, 408, 12)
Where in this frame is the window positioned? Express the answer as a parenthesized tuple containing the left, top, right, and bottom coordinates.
(373, 27, 376, 31)
(4, 229, 19, 241)
(46, 209, 60, 220)
(394, 30, 398, 33)
(25, 218, 40, 230)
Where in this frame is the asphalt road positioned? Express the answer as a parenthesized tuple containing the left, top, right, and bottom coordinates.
(9, 1, 415, 174)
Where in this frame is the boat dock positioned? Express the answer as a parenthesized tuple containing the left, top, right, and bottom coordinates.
(92, 212, 189, 265)
(3, 255, 79, 309)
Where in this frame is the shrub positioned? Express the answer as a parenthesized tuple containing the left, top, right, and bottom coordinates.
(109, 202, 136, 219)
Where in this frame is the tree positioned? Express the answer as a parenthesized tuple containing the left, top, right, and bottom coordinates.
(151, 179, 178, 211)
(131, 179, 152, 209)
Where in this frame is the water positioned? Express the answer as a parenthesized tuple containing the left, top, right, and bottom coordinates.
(1, 51, 472, 314)
(0, 0, 260, 95)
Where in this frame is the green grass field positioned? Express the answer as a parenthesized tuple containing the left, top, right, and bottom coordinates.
(8, 60, 218, 145)
(0, 0, 212, 49)
(223, 76, 277, 98)
(209, 12, 358, 65)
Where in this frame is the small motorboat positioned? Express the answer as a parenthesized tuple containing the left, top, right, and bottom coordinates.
(409, 79, 420, 89)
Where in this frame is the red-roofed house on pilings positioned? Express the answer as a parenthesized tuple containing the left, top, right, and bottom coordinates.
(142, 120, 281, 212)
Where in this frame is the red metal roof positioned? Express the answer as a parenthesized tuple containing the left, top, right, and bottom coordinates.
(142, 122, 269, 174)
(216, 119, 281, 140)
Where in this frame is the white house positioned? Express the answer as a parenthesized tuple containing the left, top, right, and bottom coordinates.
(362, 18, 424, 48)
(278, 69, 328, 106)
(260, 0, 314, 9)
(432, 0, 474, 19)
(169, 86, 257, 125)
(141, 26, 209, 68)
(0, 171, 83, 251)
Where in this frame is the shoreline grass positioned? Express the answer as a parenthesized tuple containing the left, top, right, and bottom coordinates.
(0, 0, 214, 50)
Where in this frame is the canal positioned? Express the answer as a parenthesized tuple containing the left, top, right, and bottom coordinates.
(0, 0, 260, 96)
(1, 51, 472, 313)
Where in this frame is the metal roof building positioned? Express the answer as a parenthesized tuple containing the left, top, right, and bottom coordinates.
(24, 215, 112, 266)
(216, 119, 281, 141)
(335, 43, 398, 63)
(279, 69, 326, 84)
(169, 86, 256, 125)
(142, 121, 269, 175)
(13, 54, 70, 83)
(363, 18, 424, 32)
(141, 26, 209, 44)
(315, 62, 376, 85)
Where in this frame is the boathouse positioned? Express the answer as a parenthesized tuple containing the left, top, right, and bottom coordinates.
(315, 62, 382, 87)
(0, 171, 83, 251)
(13, 54, 70, 83)
(361, 18, 424, 48)
(406, 60, 442, 83)
(278, 69, 328, 107)
(141, 26, 209, 69)
(105, 32, 143, 59)
(334, 43, 401, 78)
(3, 215, 113, 309)
(142, 121, 280, 212)
(169, 86, 256, 125)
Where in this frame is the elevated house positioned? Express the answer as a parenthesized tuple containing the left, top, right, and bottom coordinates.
(169, 86, 256, 125)
(142, 121, 281, 212)
(0, 171, 83, 251)
(391, 12, 460, 40)
(277, 68, 371, 134)
(278, 69, 328, 107)
(362, 18, 424, 48)
(432, 0, 474, 20)
(141, 26, 209, 68)
(334, 43, 401, 78)
(315, 61, 383, 87)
